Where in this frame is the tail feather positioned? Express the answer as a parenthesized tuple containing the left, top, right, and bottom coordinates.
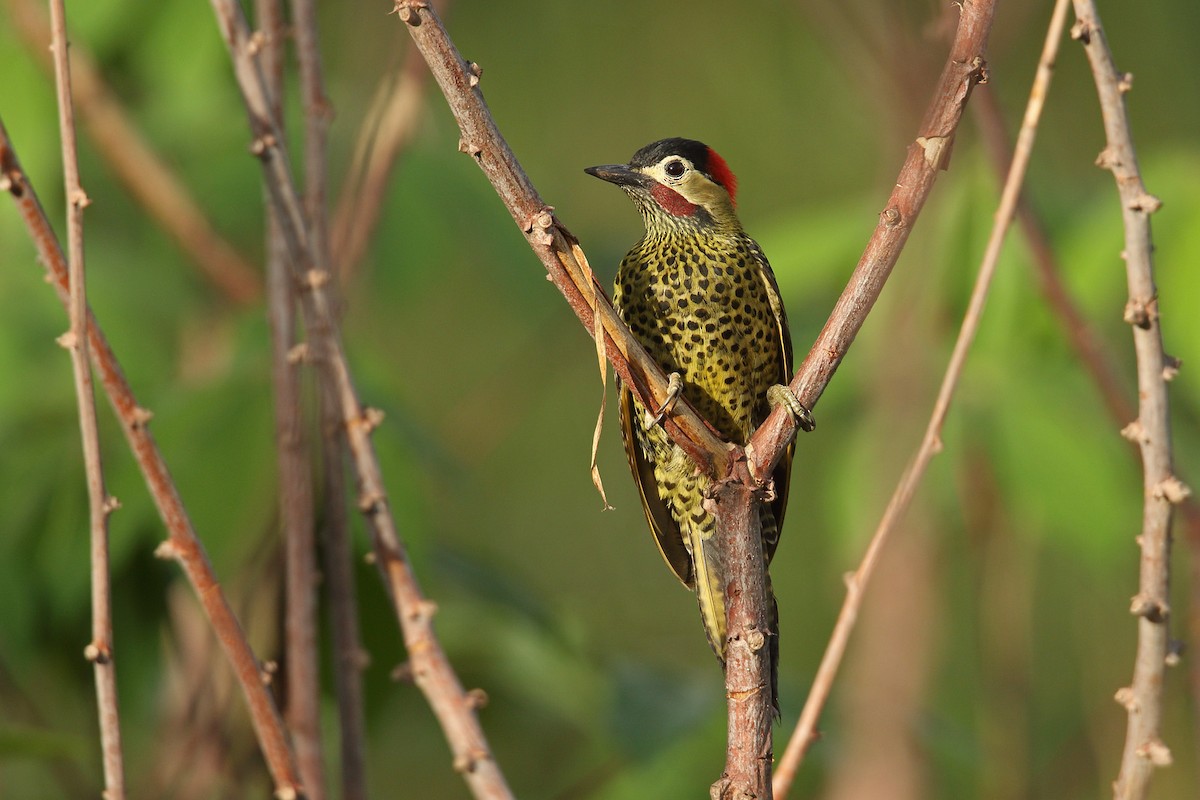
(688, 523, 727, 662)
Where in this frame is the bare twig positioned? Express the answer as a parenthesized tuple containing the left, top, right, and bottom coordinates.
(773, 0, 1058, 792)
(206, 3, 513, 796)
(7, 0, 261, 305)
(46, 1, 125, 795)
(0, 119, 305, 800)
(250, 0, 327, 795)
(394, 0, 727, 477)
(1069, 3, 1185, 797)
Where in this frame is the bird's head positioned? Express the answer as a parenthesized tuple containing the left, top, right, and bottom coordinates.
(585, 138, 741, 233)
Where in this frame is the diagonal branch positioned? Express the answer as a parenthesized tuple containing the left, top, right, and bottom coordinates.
(773, 0, 1060, 791)
(0, 117, 304, 799)
(46, 1, 126, 795)
(1069, 3, 1187, 797)
(393, 1, 728, 478)
(746, 0, 994, 480)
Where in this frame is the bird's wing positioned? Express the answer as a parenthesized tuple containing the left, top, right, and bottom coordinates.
(748, 239, 796, 564)
(618, 381, 694, 588)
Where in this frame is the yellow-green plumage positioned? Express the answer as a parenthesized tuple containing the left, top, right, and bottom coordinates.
(587, 138, 794, 705)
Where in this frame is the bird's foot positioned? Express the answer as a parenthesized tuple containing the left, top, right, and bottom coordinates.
(767, 385, 815, 432)
(647, 373, 684, 427)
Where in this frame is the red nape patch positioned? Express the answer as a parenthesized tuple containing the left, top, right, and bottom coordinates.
(705, 147, 738, 205)
(651, 183, 700, 217)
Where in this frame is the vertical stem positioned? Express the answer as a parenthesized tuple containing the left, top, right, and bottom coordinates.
(253, 0, 326, 795)
(1069, 3, 1180, 797)
(711, 468, 774, 800)
(47, 2, 125, 796)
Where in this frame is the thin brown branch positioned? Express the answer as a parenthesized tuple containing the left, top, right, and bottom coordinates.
(747, 0, 994, 479)
(1069, 3, 1184, 796)
(47, 1, 125, 795)
(773, 0, 1053, 792)
(393, 0, 727, 478)
(206, 2, 513, 796)
(320, 428, 369, 800)
(6, 0, 262, 305)
(252, 0, 326, 795)
(0, 118, 305, 800)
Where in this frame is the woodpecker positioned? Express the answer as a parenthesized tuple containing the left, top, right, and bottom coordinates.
(586, 138, 811, 710)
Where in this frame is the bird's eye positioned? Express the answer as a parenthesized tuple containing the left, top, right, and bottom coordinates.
(663, 159, 686, 179)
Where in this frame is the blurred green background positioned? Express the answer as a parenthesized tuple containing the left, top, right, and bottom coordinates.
(2, 0, 1199, 797)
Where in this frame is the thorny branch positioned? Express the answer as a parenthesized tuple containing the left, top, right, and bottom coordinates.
(1069, 2, 1186, 797)
(0, 118, 305, 798)
(46, 1, 126, 795)
(206, 2, 513, 797)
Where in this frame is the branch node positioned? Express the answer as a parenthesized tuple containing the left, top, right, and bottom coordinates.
(467, 61, 483, 88)
(131, 405, 155, 429)
(1128, 192, 1162, 214)
(1135, 737, 1173, 767)
(246, 30, 266, 57)
(56, 330, 79, 350)
(1117, 72, 1134, 94)
(1069, 19, 1092, 44)
(393, 1, 428, 25)
(1166, 639, 1184, 667)
(1122, 296, 1156, 329)
(261, 660, 278, 685)
(1129, 592, 1169, 623)
(1094, 146, 1118, 171)
(102, 495, 122, 515)
(744, 628, 766, 653)
(84, 641, 111, 664)
(916, 135, 951, 170)
(303, 268, 331, 290)
(1119, 420, 1145, 443)
(881, 206, 903, 228)
(1114, 685, 1137, 711)
(273, 785, 300, 800)
(465, 687, 490, 710)
(249, 133, 277, 159)
(453, 748, 489, 774)
(391, 661, 414, 683)
(1162, 354, 1181, 382)
(69, 188, 91, 209)
(153, 540, 179, 560)
(1153, 476, 1192, 505)
(357, 490, 385, 514)
(0, 170, 15, 196)
(355, 406, 386, 434)
(363, 551, 377, 565)
(457, 137, 482, 159)
(286, 342, 310, 364)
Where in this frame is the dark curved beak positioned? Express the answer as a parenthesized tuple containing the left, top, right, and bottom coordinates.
(584, 164, 648, 188)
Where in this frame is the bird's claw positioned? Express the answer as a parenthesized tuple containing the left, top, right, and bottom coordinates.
(767, 385, 815, 432)
(648, 373, 684, 427)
